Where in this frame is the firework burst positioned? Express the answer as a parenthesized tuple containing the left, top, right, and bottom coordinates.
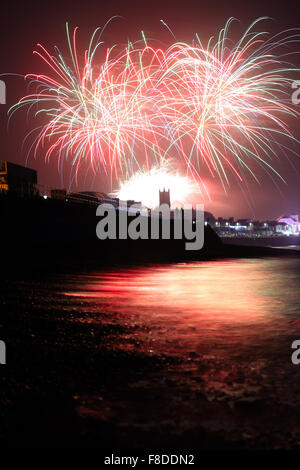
(114, 160, 208, 208)
(10, 17, 300, 193)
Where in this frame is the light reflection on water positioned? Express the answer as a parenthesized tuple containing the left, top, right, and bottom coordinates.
(62, 257, 300, 445)
(65, 258, 300, 358)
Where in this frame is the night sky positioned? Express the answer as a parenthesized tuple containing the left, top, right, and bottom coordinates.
(1, 0, 300, 219)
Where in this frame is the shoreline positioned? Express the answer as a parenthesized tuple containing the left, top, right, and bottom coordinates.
(1, 194, 300, 279)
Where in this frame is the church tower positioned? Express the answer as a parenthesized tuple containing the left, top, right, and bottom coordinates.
(159, 188, 170, 208)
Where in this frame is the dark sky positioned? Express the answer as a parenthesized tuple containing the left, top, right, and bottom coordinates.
(1, 0, 300, 219)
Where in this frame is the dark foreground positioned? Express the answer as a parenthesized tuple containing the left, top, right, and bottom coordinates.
(1, 195, 300, 450)
(2, 257, 300, 450)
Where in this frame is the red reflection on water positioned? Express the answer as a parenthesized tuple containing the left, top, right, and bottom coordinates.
(66, 261, 274, 323)
(63, 258, 300, 430)
(64, 259, 292, 357)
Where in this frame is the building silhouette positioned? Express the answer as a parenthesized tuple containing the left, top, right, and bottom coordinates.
(0, 161, 37, 197)
(159, 188, 170, 207)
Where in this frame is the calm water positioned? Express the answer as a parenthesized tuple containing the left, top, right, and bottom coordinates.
(63, 258, 300, 426)
(64, 257, 300, 359)
(5, 256, 300, 448)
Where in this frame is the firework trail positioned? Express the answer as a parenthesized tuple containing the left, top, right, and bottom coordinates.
(10, 17, 300, 192)
(10, 24, 168, 184)
(157, 18, 300, 189)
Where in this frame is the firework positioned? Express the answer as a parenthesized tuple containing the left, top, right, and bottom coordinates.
(157, 18, 300, 189)
(10, 18, 300, 192)
(10, 25, 167, 184)
(115, 160, 208, 208)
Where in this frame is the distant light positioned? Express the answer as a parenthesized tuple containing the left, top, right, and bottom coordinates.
(43, 195, 48, 199)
